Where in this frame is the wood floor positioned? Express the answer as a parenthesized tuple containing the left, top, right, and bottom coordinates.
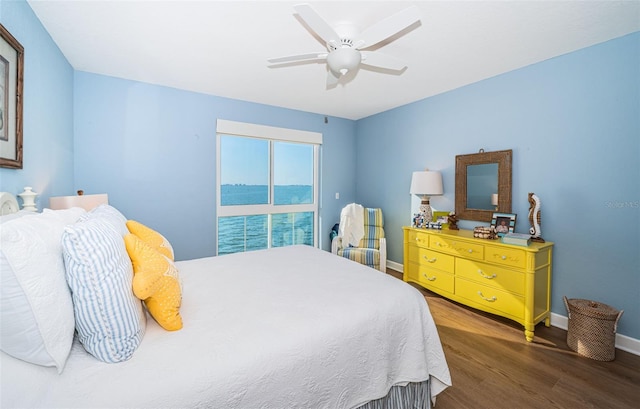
(386, 270, 640, 409)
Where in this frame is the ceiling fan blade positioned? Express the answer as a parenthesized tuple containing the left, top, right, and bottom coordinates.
(360, 51, 407, 71)
(294, 3, 340, 45)
(357, 6, 421, 49)
(268, 52, 327, 64)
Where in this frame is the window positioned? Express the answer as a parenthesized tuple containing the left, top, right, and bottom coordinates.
(216, 120, 321, 255)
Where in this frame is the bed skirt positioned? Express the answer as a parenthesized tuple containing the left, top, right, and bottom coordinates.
(357, 380, 431, 409)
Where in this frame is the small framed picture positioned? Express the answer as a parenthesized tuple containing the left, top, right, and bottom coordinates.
(433, 211, 450, 228)
(491, 212, 516, 236)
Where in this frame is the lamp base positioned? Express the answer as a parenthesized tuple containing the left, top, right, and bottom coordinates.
(419, 198, 433, 228)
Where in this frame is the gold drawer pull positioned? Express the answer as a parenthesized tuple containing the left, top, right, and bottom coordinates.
(422, 273, 436, 281)
(468, 249, 473, 253)
(478, 270, 497, 279)
(422, 255, 437, 263)
(477, 291, 497, 302)
(501, 255, 507, 260)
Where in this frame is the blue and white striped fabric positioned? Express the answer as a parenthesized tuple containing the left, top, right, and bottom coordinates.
(62, 217, 145, 363)
(337, 208, 385, 270)
(79, 204, 129, 236)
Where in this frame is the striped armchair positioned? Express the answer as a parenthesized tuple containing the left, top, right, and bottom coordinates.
(331, 207, 387, 272)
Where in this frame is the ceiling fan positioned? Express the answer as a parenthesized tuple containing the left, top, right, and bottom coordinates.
(267, 3, 421, 86)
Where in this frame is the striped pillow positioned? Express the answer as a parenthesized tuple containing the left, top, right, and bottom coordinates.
(62, 217, 146, 363)
(80, 204, 129, 236)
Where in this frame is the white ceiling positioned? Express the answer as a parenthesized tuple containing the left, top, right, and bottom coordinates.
(27, 1, 640, 120)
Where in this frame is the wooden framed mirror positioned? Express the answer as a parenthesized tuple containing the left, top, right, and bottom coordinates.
(455, 149, 512, 222)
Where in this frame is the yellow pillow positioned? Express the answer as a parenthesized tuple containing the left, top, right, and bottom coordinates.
(124, 234, 183, 331)
(126, 220, 174, 260)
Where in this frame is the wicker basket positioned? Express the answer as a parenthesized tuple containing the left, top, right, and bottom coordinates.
(564, 296, 623, 361)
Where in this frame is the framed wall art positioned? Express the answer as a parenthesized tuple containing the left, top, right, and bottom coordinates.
(0, 23, 24, 169)
(491, 212, 516, 236)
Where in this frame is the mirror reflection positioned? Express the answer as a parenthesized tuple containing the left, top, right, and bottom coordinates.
(466, 163, 498, 210)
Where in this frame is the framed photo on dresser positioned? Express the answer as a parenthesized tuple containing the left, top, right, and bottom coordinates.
(491, 212, 516, 236)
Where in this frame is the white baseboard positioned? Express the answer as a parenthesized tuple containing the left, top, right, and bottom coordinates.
(387, 260, 640, 357)
(387, 260, 403, 273)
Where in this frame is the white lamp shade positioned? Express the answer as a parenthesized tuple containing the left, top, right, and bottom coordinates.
(410, 171, 444, 196)
(49, 193, 109, 211)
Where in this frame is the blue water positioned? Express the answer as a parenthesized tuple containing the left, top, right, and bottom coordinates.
(218, 185, 314, 255)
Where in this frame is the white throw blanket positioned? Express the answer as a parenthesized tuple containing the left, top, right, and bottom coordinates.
(339, 203, 365, 247)
(1, 245, 451, 408)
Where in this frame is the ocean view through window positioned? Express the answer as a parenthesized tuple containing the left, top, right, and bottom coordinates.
(216, 120, 321, 255)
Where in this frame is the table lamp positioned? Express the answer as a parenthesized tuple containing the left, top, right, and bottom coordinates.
(49, 190, 109, 211)
(410, 170, 443, 226)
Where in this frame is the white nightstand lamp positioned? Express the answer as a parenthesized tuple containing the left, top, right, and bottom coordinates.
(410, 170, 444, 226)
(49, 190, 109, 211)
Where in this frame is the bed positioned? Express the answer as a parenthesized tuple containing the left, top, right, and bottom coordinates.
(0, 192, 451, 408)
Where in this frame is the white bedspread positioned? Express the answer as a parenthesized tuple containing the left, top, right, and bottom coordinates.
(1, 245, 450, 408)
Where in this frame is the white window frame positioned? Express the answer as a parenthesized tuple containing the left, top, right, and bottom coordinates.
(216, 119, 322, 253)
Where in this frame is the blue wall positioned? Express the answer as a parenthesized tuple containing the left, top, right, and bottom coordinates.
(356, 32, 640, 339)
(0, 0, 75, 204)
(73, 72, 357, 260)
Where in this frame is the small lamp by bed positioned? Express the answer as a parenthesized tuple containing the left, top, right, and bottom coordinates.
(49, 190, 109, 211)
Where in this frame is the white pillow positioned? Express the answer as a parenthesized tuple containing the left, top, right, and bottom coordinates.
(0, 209, 37, 223)
(43, 207, 87, 225)
(62, 217, 146, 363)
(0, 211, 81, 373)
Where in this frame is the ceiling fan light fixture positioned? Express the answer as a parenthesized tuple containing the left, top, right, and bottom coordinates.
(326, 48, 361, 76)
(269, 4, 421, 85)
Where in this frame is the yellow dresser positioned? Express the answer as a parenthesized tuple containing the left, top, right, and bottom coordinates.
(403, 226, 553, 341)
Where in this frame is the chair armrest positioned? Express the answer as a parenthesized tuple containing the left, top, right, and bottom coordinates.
(331, 236, 342, 254)
(379, 237, 387, 272)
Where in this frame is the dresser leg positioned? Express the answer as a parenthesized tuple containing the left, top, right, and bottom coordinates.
(524, 329, 534, 342)
(544, 316, 551, 327)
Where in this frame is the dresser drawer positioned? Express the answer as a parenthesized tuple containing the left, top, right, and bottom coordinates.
(484, 245, 527, 269)
(406, 262, 454, 294)
(406, 230, 429, 248)
(455, 277, 524, 318)
(456, 259, 525, 296)
(429, 235, 484, 261)
(408, 245, 454, 272)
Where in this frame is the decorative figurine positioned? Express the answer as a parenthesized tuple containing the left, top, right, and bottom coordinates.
(447, 212, 459, 230)
(528, 192, 545, 243)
